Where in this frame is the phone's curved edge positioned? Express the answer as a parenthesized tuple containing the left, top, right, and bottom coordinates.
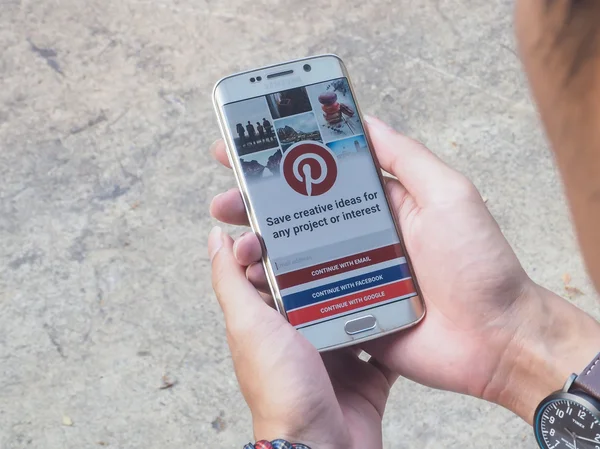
(211, 75, 288, 321)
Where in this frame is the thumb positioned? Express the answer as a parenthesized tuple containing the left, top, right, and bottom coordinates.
(364, 115, 470, 204)
(208, 226, 281, 331)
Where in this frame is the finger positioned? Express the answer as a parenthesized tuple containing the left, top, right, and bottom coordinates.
(233, 232, 262, 266)
(209, 188, 250, 226)
(368, 355, 399, 387)
(246, 263, 270, 293)
(364, 115, 471, 204)
(349, 347, 399, 387)
(208, 226, 280, 328)
(384, 177, 424, 227)
(348, 346, 365, 358)
(257, 289, 276, 309)
(323, 348, 397, 387)
(210, 139, 232, 169)
(383, 175, 409, 209)
(322, 348, 393, 415)
(384, 177, 406, 202)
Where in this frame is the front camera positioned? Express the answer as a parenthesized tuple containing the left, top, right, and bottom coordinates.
(303, 64, 312, 72)
(250, 77, 256, 83)
(257, 76, 262, 82)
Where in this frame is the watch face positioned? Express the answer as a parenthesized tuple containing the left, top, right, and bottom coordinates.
(536, 394, 600, 449)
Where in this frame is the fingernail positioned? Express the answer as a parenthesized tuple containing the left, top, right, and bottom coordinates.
(364, 115, 392, 131)
(232, 236, 240, 259)
(209, 193, 223, 218)
(232, 232, 247, 259)
(208, 226, 223, 261)
(363, 114, 375, 124)
(209, 139, 221, 157)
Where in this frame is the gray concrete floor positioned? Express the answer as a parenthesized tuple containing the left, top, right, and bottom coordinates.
(1, 0, 599, 448)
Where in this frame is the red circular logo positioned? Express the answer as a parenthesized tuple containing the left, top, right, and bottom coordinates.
(282, 142, 338, 196)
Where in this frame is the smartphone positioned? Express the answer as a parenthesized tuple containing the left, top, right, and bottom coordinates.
(213, 54, 425, 351)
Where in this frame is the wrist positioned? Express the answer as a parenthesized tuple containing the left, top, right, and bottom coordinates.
(484, 281, 600, 424)
(244, 440, 312, 449)
(253, 423, 348, 449)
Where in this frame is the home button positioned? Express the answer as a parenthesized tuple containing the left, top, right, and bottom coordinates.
(344, 315, 377, 335)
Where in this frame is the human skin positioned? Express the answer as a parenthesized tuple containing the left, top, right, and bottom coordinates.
(207, 4, 600, 445)
(515, 0, 600, 293)
(208, 116, 600, 448)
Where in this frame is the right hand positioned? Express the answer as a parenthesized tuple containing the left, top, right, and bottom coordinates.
(211, 116, 600, 422)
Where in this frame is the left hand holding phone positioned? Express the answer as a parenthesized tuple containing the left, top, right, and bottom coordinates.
(208, 225, 393, 449)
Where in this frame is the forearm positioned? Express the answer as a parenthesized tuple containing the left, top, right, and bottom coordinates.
(485, 282, 600, 424)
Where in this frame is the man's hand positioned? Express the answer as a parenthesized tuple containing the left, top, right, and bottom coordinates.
(209, 225, 396, 449)
(210, 116, 600, 425)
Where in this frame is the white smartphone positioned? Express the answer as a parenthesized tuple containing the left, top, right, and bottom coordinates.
(213, 54, 425, 351)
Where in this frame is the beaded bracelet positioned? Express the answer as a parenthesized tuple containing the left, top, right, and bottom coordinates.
(243, 439, 311, 449)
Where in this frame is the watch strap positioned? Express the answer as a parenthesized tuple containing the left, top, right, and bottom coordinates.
(572, 353, 600, 399)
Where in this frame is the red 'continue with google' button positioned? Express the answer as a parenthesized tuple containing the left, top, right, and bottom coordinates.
(287, 278, 416, 326)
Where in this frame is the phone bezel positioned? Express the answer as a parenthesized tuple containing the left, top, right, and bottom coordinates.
(212, 54, 426, 351)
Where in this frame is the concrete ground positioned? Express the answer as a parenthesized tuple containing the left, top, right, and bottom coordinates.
(1, 0, 599, 448)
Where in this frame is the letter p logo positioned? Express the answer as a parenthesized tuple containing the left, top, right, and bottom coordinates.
(282, 142, 338, 196)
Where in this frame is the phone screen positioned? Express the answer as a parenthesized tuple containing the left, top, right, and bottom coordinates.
(223, 77, 418, 329)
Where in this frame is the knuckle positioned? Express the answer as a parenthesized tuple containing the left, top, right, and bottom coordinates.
(401, 138, 431, 156)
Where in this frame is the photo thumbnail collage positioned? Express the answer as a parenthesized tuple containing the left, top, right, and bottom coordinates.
(224, 77, 368, 183)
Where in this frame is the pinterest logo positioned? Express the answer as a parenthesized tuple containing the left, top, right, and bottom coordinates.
(282, 142, 338, 196)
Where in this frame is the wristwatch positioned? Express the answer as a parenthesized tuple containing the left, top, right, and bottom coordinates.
(534, 354, 600, 448)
